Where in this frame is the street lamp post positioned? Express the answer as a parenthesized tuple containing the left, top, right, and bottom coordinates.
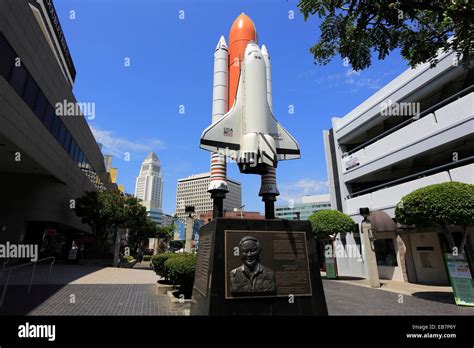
(184, 206, 195, 253)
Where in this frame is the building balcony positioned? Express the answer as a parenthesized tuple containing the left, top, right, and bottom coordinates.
(341, 91, 473, 182)
(345, 163, 473, 216)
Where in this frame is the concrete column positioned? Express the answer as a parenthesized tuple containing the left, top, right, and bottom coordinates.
(185, 215, 193, 253)
(361, 221, 380, 288)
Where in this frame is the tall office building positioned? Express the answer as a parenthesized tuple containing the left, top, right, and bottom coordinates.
(135, 152, 164, 223)
(175, 172, 242, 220)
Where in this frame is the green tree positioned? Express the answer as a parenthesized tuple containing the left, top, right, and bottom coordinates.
(75, 190, 126, 256)
(122, 194, 150, 251)
(75, 190, 156, 257)
(395, 182, 474, 258)
(298, 0, 473, 70)
(308, 209, 355, 243)
(157, 224, 174, 242)
(126, 218, 155, 253)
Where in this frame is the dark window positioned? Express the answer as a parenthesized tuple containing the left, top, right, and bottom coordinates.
(51, 116, 61, 139)
(0, 35, 15, 80)
(58, 123, 66, 146)
(63, 130, 72, 153)
(68, 139, 76, 158)
(374, 239, 398, 266)
(22, 76, 39, 110)
(73, 145, 80, 163)
(353, 225, 362, 256)
(10, 65, 28, 95)
(79, 151, 86, 167)
(43, 105, 54, 131)
(79, 151, 85, 167)
(33, 92, 47, 121)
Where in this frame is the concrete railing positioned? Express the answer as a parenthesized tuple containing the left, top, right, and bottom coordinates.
(345, 162, 473, 215)
(342, 91, 473, 174)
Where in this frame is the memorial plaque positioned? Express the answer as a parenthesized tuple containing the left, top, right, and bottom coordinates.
(193, 233, 212, 297)
(224, 230, 312, 299)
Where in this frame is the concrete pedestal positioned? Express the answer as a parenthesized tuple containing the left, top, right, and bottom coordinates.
(190, 218, 328, 315)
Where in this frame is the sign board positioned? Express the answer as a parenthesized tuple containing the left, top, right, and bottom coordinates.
(344, 155, 359, 171)
(224, 230, 312, 299)
(193, 220, 204, 249)
(193, 233, 212, 297)
(68, 249, 78, 260)
(444, 253, 474, 306)
(173, 220, 185, 240)
(325, 247, 338, 279)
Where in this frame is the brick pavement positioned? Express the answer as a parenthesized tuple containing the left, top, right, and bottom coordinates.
(323, 279, 474, 315)
(0, 264, 186, 315)
(1, 264, 472, 315)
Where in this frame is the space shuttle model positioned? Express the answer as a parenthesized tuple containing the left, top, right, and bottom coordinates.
(200, 13, 300, 218)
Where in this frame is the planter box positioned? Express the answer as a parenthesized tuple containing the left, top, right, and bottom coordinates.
(156, 281, 174, 295)
(166, 290, 194, 315)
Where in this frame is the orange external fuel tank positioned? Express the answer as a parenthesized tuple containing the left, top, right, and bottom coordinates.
(228, 13, 257, 110)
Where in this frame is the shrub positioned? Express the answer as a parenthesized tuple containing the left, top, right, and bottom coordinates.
(121, 255, 134, 262)
(143, 255, 152, 261)
(164, 253, 197, 297)
(395, 182, 474, 227)
(308, 210, 355, 242)
(396, 181, 474, 254)
(151, 253, 179, 279)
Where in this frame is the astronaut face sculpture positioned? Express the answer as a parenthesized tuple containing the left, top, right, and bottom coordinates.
(240, 238, 261, 270)
(229, 236, 276, 294)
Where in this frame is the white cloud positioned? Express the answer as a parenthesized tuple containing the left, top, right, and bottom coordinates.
(345, 69, 361, 78)
(301, 68, 380, 90)
(90, 125, 165, 159)
(278, 178, 328, 205)
(344, 69, 381, 90)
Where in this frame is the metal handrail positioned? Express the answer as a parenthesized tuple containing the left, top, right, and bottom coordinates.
(0, 259, 11, 278)
(0, 256, 55, 307)
(344, 85, 474, 157)
(347, 156, 474, 199)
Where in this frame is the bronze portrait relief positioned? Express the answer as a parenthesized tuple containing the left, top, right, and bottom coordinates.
(229, 236, 276, 294)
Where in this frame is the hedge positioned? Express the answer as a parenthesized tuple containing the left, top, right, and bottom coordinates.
(164, 253, 197, 297)
(121, 255, 134, 262)
(308, 209, 354, 240)
(151, 253, 179, 279)
(395, 181, 474, 226)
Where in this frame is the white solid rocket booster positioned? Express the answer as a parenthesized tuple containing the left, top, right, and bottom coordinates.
(208, 36, 229, 193)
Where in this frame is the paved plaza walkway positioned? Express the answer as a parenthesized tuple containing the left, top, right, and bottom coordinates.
(0, 263, 472, 315)
(323, 279, 474, 315)
(0, 263, 185, 315)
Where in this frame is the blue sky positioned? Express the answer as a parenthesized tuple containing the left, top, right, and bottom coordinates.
(55, 0, 410, 214)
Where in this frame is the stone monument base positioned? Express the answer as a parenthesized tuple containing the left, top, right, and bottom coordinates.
(190, 218, 328, 315)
